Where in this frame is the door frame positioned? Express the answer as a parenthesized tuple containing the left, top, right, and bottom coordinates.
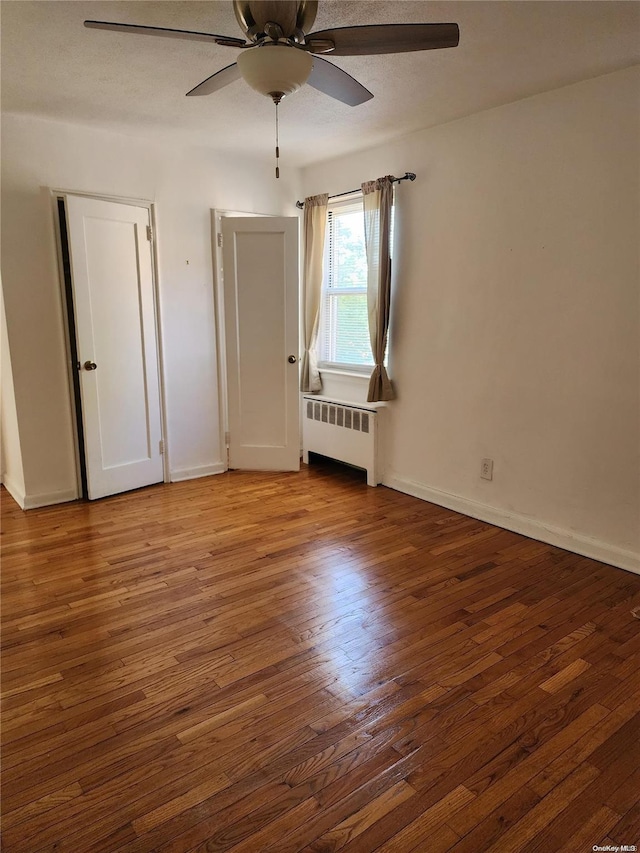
(211, 208, 273, 469)
(51, 189, 169, 498)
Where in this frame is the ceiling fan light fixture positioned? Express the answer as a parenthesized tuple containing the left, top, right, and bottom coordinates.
(237, 44, 313, 101)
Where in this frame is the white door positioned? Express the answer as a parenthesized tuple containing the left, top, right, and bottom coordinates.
(65, 195, 164, 500)
(221, 216, 299, 471)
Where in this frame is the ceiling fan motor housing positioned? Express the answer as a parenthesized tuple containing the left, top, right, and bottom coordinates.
(234, 0, 318, 42)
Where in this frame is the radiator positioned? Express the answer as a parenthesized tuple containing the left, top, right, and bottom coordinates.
(302, 395, 382, 486)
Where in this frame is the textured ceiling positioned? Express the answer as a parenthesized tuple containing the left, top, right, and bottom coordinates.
(2, 1, 639, 167)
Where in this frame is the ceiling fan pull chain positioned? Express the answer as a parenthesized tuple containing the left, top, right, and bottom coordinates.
(275, 99, 280, 179)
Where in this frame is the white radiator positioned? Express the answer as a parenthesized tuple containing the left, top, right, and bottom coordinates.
(302, 395, 382, 486)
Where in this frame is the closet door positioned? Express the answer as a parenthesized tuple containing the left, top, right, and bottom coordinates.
(221, 216, 300, 471)
(65, 194, 163, 499)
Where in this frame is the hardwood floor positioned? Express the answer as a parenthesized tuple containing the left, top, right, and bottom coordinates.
(2, 461, 639, 853)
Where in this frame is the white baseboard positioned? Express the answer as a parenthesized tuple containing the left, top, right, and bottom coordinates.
(170, 462, 226, 482)
(2, 477, 79, 510)
(22, 488, 79, 510)
(383, 473, 640, 576)
(1, 474, 26, 509)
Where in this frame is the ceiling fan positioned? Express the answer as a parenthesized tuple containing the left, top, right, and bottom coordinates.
(85, 1, 459, 175)
(84, 1, 460, 107)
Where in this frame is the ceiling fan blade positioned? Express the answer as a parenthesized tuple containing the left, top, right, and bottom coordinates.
(306, 23, 459, 56)
(186, 63, 242, 97)
(307, 57, 373, 106)
(84, 20, 247, 47)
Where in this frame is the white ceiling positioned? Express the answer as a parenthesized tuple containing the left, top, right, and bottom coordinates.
(2, 1, 639, 167)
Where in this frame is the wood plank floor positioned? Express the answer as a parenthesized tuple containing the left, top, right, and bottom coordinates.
(2, 461, 639, 853)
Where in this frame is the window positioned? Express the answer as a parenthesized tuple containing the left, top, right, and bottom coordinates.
(318, 196, 373, 371)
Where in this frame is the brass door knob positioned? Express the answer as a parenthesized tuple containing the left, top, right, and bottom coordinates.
(84, 360, 97, 371)
(287, 355, 297, 364)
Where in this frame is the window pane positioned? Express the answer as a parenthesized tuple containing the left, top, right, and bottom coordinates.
(325, 293, 373, 366)
(330, 210, 367, 290)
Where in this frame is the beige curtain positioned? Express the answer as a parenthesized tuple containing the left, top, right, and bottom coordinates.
(300, 193, 329, 393)
(362, 176, 395, 402)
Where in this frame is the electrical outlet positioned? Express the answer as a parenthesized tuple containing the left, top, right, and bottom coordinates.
(481, 458, 493, 480)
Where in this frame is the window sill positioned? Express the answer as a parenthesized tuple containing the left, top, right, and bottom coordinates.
(318, 367, 371, 380)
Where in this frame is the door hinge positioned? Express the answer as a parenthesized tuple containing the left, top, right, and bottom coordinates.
(146, 225, 153, 242)
(224, 431, 230, 447)
(159, 438, 164, 455)
(217, 233, 223, 248)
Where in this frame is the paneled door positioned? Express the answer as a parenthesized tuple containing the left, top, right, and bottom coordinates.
(65, 195, 164, 499)
(221, 216, 300, 471)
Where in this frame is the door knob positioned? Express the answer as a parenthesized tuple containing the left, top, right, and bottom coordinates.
(287, 355, 297, 364)
(84, 360, 97, 371)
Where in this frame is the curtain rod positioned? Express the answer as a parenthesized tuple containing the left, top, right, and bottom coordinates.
(295, 172, 416, 209)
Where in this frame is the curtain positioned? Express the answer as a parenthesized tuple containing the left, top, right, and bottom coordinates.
(300, 193, 329, 393)
(362, 176, 395, 402)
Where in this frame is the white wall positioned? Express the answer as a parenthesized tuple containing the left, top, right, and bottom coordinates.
(302, 67, 640, 572)
(1, 114, 300, 504)
(0, 281, 25, 504)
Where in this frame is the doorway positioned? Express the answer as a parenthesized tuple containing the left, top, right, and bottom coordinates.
(212, 210, 300, 472)
(57, 193, 166, 500)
